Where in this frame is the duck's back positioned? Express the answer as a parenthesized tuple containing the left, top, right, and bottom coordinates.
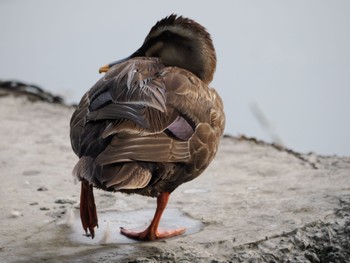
(70, 57, 225, 197)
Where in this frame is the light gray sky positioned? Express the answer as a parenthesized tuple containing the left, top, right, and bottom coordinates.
(1, 0, 349, 156)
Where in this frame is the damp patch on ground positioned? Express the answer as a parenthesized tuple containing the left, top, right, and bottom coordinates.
(68, 208, 204, 245)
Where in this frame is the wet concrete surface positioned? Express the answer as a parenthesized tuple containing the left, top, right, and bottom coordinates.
(0, 95, 350, 262)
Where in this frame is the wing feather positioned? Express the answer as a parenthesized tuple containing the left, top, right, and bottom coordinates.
(70, 57, 225, 193)
(95, 133, 190, 166)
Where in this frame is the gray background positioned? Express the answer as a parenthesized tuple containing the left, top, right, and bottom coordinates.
(1, 0, 349, 156)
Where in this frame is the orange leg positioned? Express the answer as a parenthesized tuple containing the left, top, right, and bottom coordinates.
(80, 180, 98, 238)
(120, 192, 186, 241)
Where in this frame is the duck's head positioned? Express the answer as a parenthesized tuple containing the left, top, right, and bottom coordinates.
(99, 14, 216, 84)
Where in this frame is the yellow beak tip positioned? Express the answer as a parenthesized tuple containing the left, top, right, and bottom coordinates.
(98, 64, 110, 74)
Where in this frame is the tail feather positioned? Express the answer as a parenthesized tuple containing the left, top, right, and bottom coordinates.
(73, 156, 94, 182)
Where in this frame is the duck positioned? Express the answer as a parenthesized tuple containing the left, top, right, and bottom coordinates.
(70, 14, 225, 241)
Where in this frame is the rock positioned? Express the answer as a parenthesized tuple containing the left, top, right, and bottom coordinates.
(22, 170, 40, 176)
(10, 210, 22, 218)
(54, 198, 76, 205)
(304, 251, 320, 263)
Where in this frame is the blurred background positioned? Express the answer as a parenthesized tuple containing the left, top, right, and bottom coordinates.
(1, 0, 349, 156)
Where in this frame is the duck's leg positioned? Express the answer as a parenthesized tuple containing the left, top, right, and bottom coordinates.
(120, 192, 186, 241)
(80, 180, 98, 238)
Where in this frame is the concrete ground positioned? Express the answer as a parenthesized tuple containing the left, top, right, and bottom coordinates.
(0, 93, 349, 262)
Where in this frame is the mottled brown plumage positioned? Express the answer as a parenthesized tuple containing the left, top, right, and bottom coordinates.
(70, 14, 225, 240)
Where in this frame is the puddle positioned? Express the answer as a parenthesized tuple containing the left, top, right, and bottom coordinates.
(69, 208, 204, 244)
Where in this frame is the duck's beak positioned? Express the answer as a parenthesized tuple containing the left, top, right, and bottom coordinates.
(98, 48, 144, 74)
(98, 56, 131, 73)
(98, 64, 111, 73)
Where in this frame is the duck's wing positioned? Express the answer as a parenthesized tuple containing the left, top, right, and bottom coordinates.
(70, 57, 224, 190)
(70, 58, 178, 159)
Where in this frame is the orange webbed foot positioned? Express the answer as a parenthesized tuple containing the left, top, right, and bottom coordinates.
(120, 226, 186, 241)
(120, 192, 185, 241)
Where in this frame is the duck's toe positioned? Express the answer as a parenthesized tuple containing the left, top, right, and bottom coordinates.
(120, 226, 186, 241)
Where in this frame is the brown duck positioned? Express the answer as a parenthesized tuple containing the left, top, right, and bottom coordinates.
(70, 14, 225, 241)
